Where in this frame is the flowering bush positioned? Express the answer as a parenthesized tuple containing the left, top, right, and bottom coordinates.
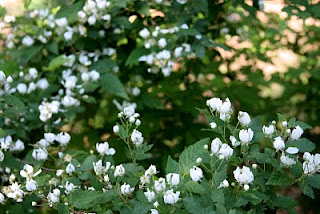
(1, 86, 320, 213)
(0, 0, 320, 213)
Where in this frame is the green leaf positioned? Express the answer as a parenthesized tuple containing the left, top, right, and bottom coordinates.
(43, 55, 69, 71)
(55, 1, 85, 21)
(166, 156, 179, 173)
(288, 118, 312, 130)
(267, 171, 292, 186)
(133, 202, 153, 214)
(286, 138, 315, 152)
(77, 155, 97, 171)
(277, 113, 286, 122)
(14, 45, 42, 64)
(179, 138, 209, 174)
(0, 128, 6, 138)
(57, 203, 69, 214)
(305, 174, 320, 189)
(182, 181, 205, 194)
(272, 195, 297, 210)
(125, 48, 150, 66)
(298, 181, 314, 199)
(99, 73, 129, 99)
(2, 151, 23, 170)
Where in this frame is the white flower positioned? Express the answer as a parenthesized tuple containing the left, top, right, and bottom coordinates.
(96, 142, 116, 156)
(262, 125, 274, 136)
(5, 182, 24, 202)
(244, 184, 250, 191)
(32, 148, 48, 161)
(158, 38, 167, 48)
(218, 98, 232, 113)
(56, 170, 64, 177)
(218, 179, 229, 188)
(145, 165, 157, 177)
(113, 125, 119, 133)
(123, 106, 135, 117)
(219, 113, 231, 122)
(273, 136, 285, 151)
(64, 181, 75, 194)
(0, 193, 4, 204)
(22, 36, 34, 46)
(238, 111, 251, 126)
(144, 188, 155, 202)
(89, 70, 100, 81)
(26, 180, 37, 191)
(93, 160, 111, 175)
(176, 0, 187, 4)
(66, 163, 75, 175)
(0, 150, 4, 162)
(131, 129, 144, 145)
(17, 83, 27, 94)
(291, 126, 303, 140)
(11, 139, 25, 152)
(39, 139, 50, 147)
(81, 72, 90, 82)
(55, 132, 71, 146)
(29, 68, 38, 79)
(139, 28, 150, 38)
(166, 173, 180, 186)
(233, 166, 254, 185)
(47, 189, 60, 203)
(163, 189, 180, 204)
(121, 183, 134, 195)
(88, 15, 97, 25)
(210, 122, 217, 129)
(190, 166, 203, 182)
(286, 147, 299, 154)
(55, 17, 68, 27)
(64, 31, 73, 41)
(239, 128, 254, 145)
(211, 138, 222, 154)
(20, 164, 42, 180)
(44, 133, 55, 143)
(230, 136, 240, 147)
(114, 164, 125, 177)
(280, 153, 296, 166)
(150, 209, 159, 214)
(154, 178, 166, 192)
(218, 144, 233, 159)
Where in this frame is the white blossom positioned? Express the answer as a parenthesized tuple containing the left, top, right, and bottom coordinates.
(273, 136, 285, 151)
(166, 173, 180, 186)
(26, 180, 38, 191)
(55, 132, 71, 146)
(291, 126, 303, 140)
(262, 125, 274, 136)
(114, 164, 125, 177)
(47, 189, 60, 203)
(131, 129, 144, 145)
(280, 153, 296, 166)
(121, 183, 134, 195)
(233, 166, 254, 185)
(163, 189, 180, 204)
(66, 163, 75, 175)
(238, 111, 251, 126)
(96, 142, 116, 156)
(239, 128, 254, 145)
(144, 188, 155, 202)
(32, 148, 48, 161)
(190, 166, 203, 182)
(154, 178, 166, 192)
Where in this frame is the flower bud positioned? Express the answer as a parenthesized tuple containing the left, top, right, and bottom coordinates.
(210, 122, 217, 129)
(196, 157, 202, 164)
(244, 184, 250, 191)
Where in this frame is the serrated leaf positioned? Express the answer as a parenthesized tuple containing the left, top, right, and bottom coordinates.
(99, 73, 129, 99)
(125, 48, 150, 66)
(182, 181, 205, 194)
(286, 138, 315, 153)
(55, 1, 84, 21)
(77, 155, 97, 171)
(166, 156, 179, 174)
(179, 138, 209, 174)
(43, 55, 69, 71)
(305, 174, 320, 189)
(267, 171, 292, 186)
(57, 203, 69, 214)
